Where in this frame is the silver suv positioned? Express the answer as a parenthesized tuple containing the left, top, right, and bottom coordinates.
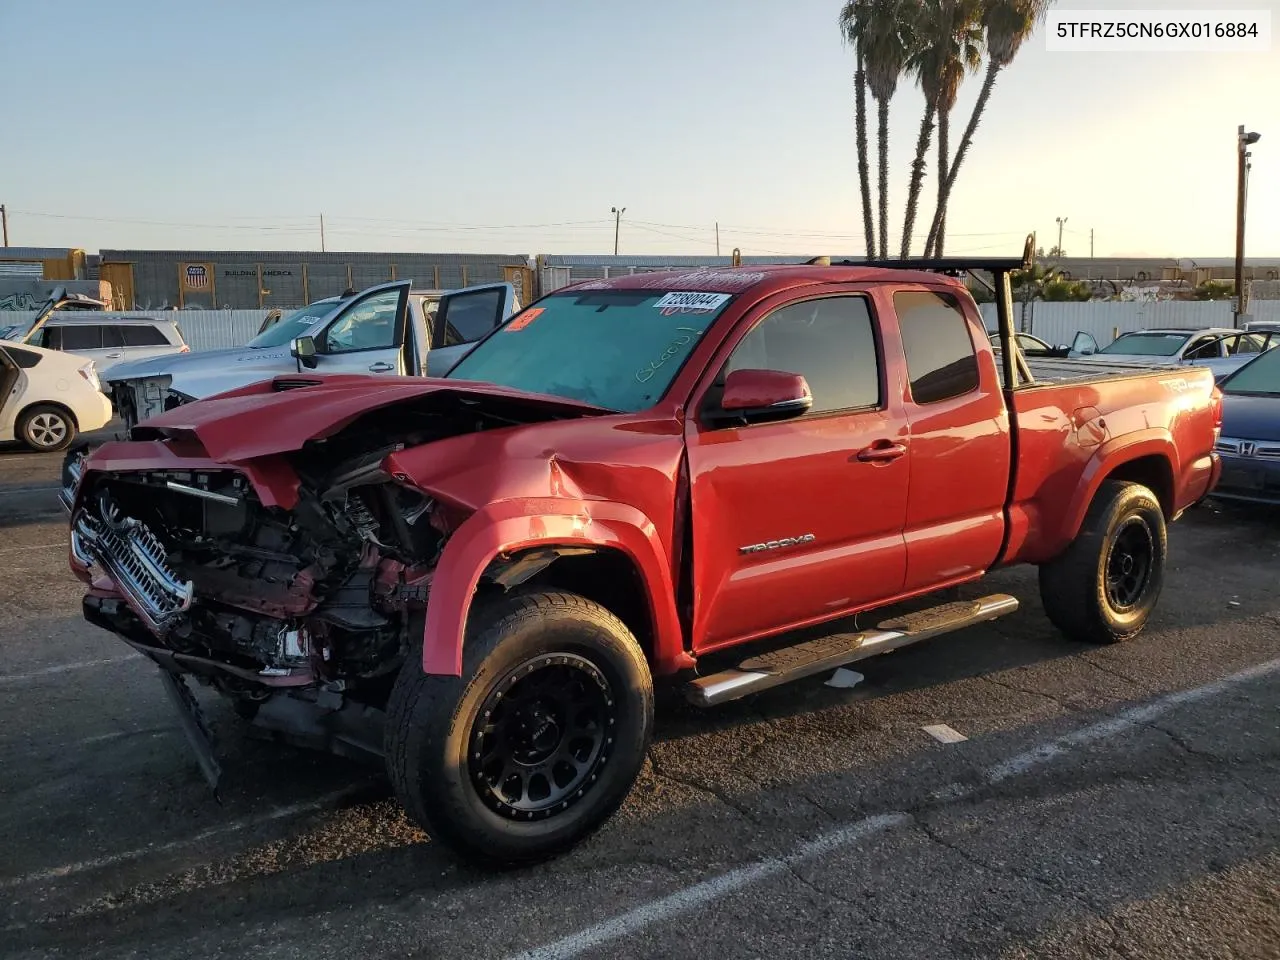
(28, 316, 189, 378)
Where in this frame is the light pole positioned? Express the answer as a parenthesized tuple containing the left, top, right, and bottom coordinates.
(1055, 217, 1068, 257)
(1235, 126, 1261, 325)
(611, 206, 626, 256)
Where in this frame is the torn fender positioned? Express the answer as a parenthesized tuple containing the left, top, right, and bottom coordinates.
(422, 497, 688, 677)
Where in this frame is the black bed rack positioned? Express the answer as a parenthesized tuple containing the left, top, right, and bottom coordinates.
(801, 234, 1038, 390)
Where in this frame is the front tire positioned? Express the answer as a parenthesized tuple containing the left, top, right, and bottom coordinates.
(18, 404, 76, 452)
(1038, 480, 1167, 645)
(385, 590, 654, 867)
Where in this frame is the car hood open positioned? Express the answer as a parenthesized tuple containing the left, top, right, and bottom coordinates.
(129, 373, 611, 463)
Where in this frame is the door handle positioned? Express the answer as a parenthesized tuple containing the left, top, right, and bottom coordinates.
(856, 440, 907, 463)
(105, 352, 123, 359)
(368, 362, 395, 373)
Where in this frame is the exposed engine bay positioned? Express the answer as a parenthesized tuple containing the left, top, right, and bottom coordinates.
(65, 388, 594, 773)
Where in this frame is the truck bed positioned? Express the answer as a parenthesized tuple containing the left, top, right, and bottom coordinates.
(1002, 356, 1175, 389)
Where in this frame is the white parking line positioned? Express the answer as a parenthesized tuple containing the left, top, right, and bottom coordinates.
(505, 656, 1280, 960)
(0, 786, 369, 890)
(0, 542, 66, 554)
(0, 656, 142, 684)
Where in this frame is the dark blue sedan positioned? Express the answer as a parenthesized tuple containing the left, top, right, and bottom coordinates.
(1212, 344, 1280, 504)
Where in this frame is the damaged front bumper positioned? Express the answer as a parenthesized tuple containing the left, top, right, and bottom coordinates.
(72, 496, 194, 633)
(110, 376, 195, 431)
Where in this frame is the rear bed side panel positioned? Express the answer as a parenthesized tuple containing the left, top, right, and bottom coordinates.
(1002, 368, 1219, 565)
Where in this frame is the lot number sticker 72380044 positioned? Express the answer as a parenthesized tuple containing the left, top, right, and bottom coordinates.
(653, 292, 731, 315)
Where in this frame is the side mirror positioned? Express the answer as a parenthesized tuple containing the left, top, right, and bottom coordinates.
(291, 335, 318, 369)
(719, 368, 813, 421)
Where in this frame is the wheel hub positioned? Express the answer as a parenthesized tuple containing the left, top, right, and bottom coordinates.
(468, 653, 616, 820)
(512, 700, 563, 764)
(1106, 518, 1154, 610)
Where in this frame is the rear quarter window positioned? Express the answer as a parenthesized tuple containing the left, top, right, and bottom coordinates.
(894, 291, 981, 405)
(4, 346, 43, 369)
(121, 325, 170, 346)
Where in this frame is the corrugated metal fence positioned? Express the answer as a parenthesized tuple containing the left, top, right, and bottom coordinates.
(5, 300, 1280, 357)
(979, 300, 1280, 345)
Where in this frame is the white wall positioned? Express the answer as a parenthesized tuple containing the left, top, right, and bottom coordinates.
(6, 301, 1280, 358)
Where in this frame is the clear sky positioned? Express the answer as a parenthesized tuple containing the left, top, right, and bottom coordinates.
(1, 0, 1275, 259)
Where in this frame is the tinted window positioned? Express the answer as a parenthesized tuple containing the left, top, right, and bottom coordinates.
(41, 327, 62, 350)
(725, 296, 880, 414)
(121, 325, 169, 346)
(59, 325, 102, 350)
(102, 325, 126, 348)
(4, 346, 43, 369)
(324, 289, 400, 353)
(1184, 336, 1221, 360)
(441, 288, 503, 346)
(1098, 332, 1188, 357)
(895, 291, 980, 404)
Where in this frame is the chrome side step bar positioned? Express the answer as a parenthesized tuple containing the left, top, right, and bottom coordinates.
(685, 593, 1019, 707)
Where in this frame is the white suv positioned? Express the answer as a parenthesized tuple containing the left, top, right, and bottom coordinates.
(27, 317, 189, 379)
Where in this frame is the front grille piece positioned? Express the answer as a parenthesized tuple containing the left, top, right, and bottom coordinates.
(73, 503, 193, 633)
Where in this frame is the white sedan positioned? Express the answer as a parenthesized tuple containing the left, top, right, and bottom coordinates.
(1070, 327, 1278, 381)
(0, 341, 113, 451)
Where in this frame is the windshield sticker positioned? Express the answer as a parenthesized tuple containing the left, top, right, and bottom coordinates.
(636, 327, 702, 383)
(641, 270, 765, 291)
(654, 292, 731, 315)
(505, 307, 545, 332)
(298, 316, 322, 325)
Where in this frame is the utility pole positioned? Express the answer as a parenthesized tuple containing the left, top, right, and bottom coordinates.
(611, 206, 625, 255)
(715, 221, 720, 257)
(1, 204, 8, 247)
(1090, 228, 1094, 259)
(320, 214, 326, 253)
(1055, 216, 1068, 257)
(1236, 125, 1262, 325)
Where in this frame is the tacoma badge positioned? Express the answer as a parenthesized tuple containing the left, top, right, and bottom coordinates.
(739, 533, 816, 555)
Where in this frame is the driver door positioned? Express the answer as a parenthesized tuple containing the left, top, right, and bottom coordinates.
(309, 281, 411, 376)
(426, 282, 519, 376)
(1069, 331, 1098, 357)
(0, 346, 28, 440)
(684, 291, 909, 652)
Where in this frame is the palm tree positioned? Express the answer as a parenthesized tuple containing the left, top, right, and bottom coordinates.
(839, 1, 877, 259)
(901, 0, 977, 259)
(862, 0, 914, 258)
(923, 0, 1052, 257)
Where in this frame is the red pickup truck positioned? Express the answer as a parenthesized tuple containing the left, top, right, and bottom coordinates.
(61, 244, 1222, 866)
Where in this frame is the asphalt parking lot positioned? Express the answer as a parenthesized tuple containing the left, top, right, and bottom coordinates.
(2, 430, 1278, 960)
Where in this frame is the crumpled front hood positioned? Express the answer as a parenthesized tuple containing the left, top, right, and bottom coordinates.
(130, 374, 609, 463)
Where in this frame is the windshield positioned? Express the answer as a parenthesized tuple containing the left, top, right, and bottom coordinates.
(246, 300, 340, 348)
(1220, 346, 1280, 396)
(1097, 332, 1190, 357)
(446, 289, 734, 411)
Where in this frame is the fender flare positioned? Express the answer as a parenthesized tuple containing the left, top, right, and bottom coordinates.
(1057, 429, 1178, 544)
(421, 498, 685, 677)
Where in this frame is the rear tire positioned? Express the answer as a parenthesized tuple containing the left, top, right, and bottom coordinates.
(385, 589, 653, 867)
(1038, 480, 1167, 645)
(18, 404, 76, 452)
